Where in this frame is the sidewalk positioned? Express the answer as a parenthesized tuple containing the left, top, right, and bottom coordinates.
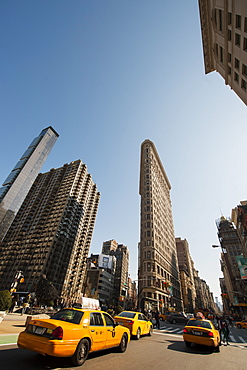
(0, 312, 30, 346)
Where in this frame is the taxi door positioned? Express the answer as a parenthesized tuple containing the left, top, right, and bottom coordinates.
(103, 313, 119, 348)
(89, 312, 107, 351)
(138, 313, 149, 334)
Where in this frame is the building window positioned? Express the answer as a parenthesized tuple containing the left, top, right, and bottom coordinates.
(235, 58, 240, 70)
(245, 17, 247, 33)
(228, 52, 231, 63)
(228, 66, 231, 75)
(228, 12, 232, 26)
(235, 33, 241, 47)
(236, 15, 241, 29)
(244, 38, 247, 51)
(241, 79, 247, 91)
(220, 46, 224, 63)
(219, 9, 223, 32)
(234, 72, 239, 83)
(228, 29, 231, 41)
(242, 64, 247, 77)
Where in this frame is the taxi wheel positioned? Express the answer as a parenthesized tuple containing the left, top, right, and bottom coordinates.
(117, 333, 128, 353)
(237, 324, 242, 328)
(135, 327, 141, 340)
(215, 345, 220, 352)
(185, 341, 191, 348)
(71, 339, 89, 366)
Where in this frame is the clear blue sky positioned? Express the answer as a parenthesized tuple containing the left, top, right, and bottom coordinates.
(1, 0, 247, 302)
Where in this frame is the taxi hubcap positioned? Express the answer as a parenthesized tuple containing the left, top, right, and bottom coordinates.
(79, 344, 86, 359)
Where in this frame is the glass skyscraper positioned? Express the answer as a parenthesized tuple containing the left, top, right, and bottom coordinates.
(0, 126, 59, 240)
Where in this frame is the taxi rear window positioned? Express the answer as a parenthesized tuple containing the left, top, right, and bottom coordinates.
(186, 319, 211, 329)
(118, 311, 135, 318)
(51, 309, 84, 324)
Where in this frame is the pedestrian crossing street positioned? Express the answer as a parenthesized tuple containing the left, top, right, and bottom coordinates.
(154, 326, 247, 346)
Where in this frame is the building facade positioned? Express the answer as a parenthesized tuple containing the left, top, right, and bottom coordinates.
(198, 0, 247, 105)
(175, 237, 196, 313)
(216, 216, 247, 315)
(102, 240, 129, 306)
(138, 140, 182, 312)
(0, 126, 59, 240)
(0, 160, 100, 304)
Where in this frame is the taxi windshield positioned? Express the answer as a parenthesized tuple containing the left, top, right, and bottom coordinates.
(118, 311, 136, 318)
(51, 309, 84, 324)
(186, 319, 211, 329)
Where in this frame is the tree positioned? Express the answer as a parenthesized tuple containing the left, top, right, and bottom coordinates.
(35, 275, 59, 306)
(0, 290, 12, 311)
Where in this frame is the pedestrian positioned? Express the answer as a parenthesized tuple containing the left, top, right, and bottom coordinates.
(21, 301, 29, 315)
(196, 311, 205, 319)
(147, 310, 152, 321)
(154, 310, 160, 329)
(215, 316, 222, 345)
(222, 320, 230, 345)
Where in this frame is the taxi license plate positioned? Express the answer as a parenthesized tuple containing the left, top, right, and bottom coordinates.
(193, 331, 202, 336)
(34, 327, 46, 335)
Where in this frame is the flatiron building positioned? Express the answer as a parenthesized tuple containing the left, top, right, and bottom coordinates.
(138, 140, 182, 312)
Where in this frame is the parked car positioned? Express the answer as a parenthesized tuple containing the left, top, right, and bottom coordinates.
(166, 313, 189, 324)
(183, 318, 220, 352)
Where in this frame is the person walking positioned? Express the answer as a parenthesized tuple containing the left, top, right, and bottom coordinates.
(154, 310, 160, 329)
(222, 319, 230, 345)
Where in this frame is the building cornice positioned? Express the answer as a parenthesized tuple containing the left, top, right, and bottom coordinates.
(198, 0, 215, 74)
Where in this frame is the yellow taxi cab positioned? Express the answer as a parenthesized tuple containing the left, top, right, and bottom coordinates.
(17, 308, 130, 366)
(183, 318, 220, 352)
(159, 311, 180, 321)
(114, 311, 152, 339)
(235, 319, 247, 328)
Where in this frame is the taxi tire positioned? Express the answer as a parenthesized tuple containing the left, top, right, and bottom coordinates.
(117, 333, 128, 353)
(135, 327, 141, 340)
(237, 324, 242, 328)
(148, 326, 153, 336)
(215, 345, 220, 352)
(185, 341, 191, 348)
(71, 338, 89, 366)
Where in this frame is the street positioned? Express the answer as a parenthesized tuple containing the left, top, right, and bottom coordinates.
(1, 324, 247, 370)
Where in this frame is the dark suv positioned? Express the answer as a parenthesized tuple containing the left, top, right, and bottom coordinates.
(166, 313, 188, 324)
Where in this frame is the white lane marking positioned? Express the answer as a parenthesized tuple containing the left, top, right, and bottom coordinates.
(229, 335, 236, 342)
(154, 331, 181, 338)
(0, 343, 17, 346)
(239, 336, 245, 343)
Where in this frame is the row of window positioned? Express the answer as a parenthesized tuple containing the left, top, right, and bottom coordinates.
(215, 10, 247, 33)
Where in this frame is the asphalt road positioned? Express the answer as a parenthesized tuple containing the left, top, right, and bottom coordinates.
(1, 326, 247, 370)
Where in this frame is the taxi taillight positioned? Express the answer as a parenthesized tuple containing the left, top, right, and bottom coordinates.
(127, 320, 134, 325)
(183, 328, 188, 333)
(51, 326, 63, 340)
(207, 331, 214, 337)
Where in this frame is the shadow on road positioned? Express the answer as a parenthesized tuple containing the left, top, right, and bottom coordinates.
(165, 339, 218, 356)
(0, 346, 119, 369)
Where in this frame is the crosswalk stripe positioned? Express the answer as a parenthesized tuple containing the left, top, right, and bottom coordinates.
(229, 335, 236, 342)
(239, 336, 245, 343)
